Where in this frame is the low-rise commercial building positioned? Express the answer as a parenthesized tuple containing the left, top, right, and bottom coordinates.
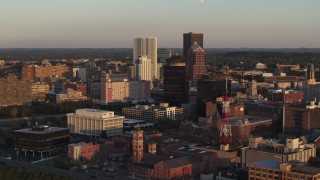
(14, 125, 70, 154)
(284, 101, 320, 135)
(67, 109, 124, 137)
(241, 137, 316, 167)
(31, 82, 50, 101)
(56, 88, 87, 104)
(249, 160, 320, 180)
(268, 90, 303, 103)
(226, 115, 274, 143)
(68, 142, 100, 161)
(122, 103, 186, 123)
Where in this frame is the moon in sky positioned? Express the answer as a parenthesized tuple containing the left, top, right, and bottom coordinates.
(200, 0, 205, 3)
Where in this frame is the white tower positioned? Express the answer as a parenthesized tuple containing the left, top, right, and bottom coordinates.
(134, 56, 152, 81)
(133, 37, 158, 80)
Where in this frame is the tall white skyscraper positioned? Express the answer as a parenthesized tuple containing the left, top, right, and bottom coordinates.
(133, 37, 158, 80)
(134, 56, 152, 81)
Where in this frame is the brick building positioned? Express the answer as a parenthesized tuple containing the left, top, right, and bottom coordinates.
(227, 115, 274, 143)
(268, 90, 303, 103)
(0, 73, 32, 107)
(284, 101, 320, 135)
(129, 129, 195, 179)
(22, 62, 70, 81)
(68, 142, 101, 161)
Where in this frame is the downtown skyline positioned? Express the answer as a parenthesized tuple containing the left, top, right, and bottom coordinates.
(1, 0, 320, 48)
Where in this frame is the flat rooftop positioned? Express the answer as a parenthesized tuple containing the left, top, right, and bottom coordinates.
(252, 160, 280, 169)
(14, 126, 68, 135)
(123, 118, 145, 124)
(67, 108, 124, 119)
(174, 146, 212, 156)
(226, 115, 272, 126)
(252, 160, 320, 175)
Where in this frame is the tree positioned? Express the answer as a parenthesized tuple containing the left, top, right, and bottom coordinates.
(100, 130, 107, 139)
(309, 156, 320, 168)
(9, 108, 18, 118)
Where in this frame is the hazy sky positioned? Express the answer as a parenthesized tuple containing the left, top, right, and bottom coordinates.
(1, 0, 319, 48)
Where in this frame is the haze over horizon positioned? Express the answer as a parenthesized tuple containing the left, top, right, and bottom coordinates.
(1, 0, 319, 48)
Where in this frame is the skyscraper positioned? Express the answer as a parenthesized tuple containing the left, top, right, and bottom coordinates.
(183, 32, 203, 59)
(85, 59, 96, 80)
(307, 63, 315, 80)
(186, 42, 207, 80)
(163, 55, 187, 106)
(134, 56, 152, 81)
(133, 37, 158, 80)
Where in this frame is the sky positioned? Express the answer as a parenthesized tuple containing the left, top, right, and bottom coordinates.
(0, 0, 319, 48)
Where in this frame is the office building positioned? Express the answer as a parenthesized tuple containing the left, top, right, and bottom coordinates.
(186, 42, 207, 80)
(72, 67, 86, 80)
(249, 160, 320, 180)
(129, 81, 151, 101)
(31, 82, 50, 102)
(85, 59, 96, 80)
(14, 125, 70, 153)
(248, 80, 257, 96)
(183, 32, 203, 59)
(241, 137, 316, 167)
(133, 37, 158, 80)
(122, 103, 186, 123)
(163, 56, 188, 106)
(49, 80, 66, 93)
(100, 71, 151, 103)
(284, 101, 320, 135)
(67, 109, 124, 137)
(134, 56, 152, 81)
(0, 73, 32, 107)
(87, 81, 101, 99)
(157, 48, 172, 64)
(100, 71, 129, 103)
(56, 88, 87, 104)
(302, 63, 320, 101)
(197, 80, 229, 103)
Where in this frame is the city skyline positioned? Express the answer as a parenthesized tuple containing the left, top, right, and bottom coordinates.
(1, 0, 320, 48)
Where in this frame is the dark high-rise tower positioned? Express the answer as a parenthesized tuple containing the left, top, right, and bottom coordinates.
(183, 32, 203, 59)
(163, 55, 187, 106)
